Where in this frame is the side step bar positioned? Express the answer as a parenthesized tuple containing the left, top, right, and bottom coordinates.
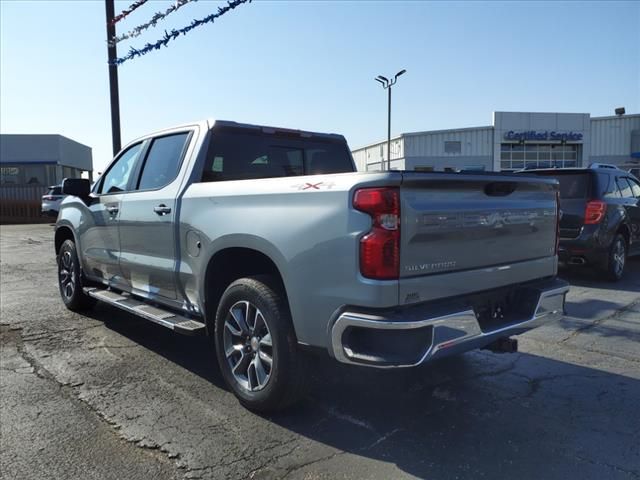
(84, 287, 206, 336)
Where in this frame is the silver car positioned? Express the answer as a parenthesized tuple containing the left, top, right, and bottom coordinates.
(41, 185, 66, 217)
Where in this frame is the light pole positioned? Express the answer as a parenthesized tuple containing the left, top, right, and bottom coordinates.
(375, 69, 406, 171)
(105, 0, 122, 156)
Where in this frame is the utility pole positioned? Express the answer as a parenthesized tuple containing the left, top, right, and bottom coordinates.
(387, 86, 391, 171)
(375, 70, 406, 171)
(105, 0, 122, 156)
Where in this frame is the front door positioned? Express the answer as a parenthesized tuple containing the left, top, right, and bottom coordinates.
(118, 131, 192, 300)
(81, 142, 144, 286)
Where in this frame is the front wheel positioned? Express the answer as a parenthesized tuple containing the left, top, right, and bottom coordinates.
(57, 239, 96, 311)
(602, 234, 627, 282)
(214, 275, 308, 411)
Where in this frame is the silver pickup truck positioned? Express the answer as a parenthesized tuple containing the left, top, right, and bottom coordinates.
(55, 119, 569, 411)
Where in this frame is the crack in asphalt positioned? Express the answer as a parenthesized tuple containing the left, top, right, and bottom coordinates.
(7, 309, 639, 480)
(1, 325, 181, 478)
(3, 228, 640, 480)
(279, 450, 346, 480)
(574, 454, 640, 479)
(560, 299, 640, 344)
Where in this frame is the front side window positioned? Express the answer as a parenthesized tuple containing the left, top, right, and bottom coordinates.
(99, 143, 143, 194)
(137, 133, 189, 190)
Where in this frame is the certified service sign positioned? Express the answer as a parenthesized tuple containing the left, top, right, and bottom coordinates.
(504, 130, 583, 141)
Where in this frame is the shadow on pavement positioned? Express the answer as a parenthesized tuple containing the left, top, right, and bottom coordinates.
(86, 303, 640, 480)
(558, 256, 640, 292)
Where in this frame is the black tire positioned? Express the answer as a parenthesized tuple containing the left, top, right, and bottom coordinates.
(57, 239, 96, 311)
(602, 234, 627, 282)
(214, 275, 308, 412)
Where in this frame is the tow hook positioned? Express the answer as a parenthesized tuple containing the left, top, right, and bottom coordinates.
(482, 337, 518, 354)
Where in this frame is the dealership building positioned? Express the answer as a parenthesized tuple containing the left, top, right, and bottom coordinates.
(0, 134, 93, 186)
(352, 111, 640, 173)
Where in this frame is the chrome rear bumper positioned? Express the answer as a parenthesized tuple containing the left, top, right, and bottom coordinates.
(331, 279, 569, 368)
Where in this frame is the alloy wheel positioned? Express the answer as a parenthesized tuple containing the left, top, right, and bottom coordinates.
(613, 239, 625, 278)
(223, 300, 273, 392)
(58, 250, 75, 300)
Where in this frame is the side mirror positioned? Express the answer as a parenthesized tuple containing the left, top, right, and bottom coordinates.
(61, 178, 90, 197)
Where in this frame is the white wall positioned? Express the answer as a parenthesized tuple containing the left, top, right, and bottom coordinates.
(351, 137, 404, 171)
(590, 114, 640, 167)
(402, 126, 493, 171)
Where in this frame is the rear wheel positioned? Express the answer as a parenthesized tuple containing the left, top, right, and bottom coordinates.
(57, 239, 96, 311)
(214, 275, 307, 411)
(602, 234, 627, 282)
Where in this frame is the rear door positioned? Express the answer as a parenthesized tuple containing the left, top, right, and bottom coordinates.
(117, 130, 193, 300)
(617, 176, 640, 250)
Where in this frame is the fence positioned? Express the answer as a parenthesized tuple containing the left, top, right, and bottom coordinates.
(0, 185, 51, 223)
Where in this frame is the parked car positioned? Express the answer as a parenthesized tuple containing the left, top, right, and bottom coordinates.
(54, 119, 568, 411)
(629, 167, 640, 179)
(41, 185, 66, 217)
(520, 163, 640, 281)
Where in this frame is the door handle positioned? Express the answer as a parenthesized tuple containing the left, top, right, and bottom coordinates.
(106, 205, 119, 215)
(153, 204, 172, 215)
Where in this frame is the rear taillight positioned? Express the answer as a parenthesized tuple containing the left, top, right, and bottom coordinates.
(43, 195, 55, 201)
(584, 200, 606, 225)
(353, 187, 400, 280)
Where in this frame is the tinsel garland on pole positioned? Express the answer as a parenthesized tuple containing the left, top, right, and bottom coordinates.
(111, 0, 148, 26)
(111, 0, 251, 65)
(110, 0, 198, 46)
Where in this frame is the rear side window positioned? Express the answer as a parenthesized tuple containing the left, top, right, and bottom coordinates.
(598, 173, 621, 199)
(201, 129, 353, 182)
(617, 177, 635, 199)
(629, 178, 640, 198)
(137, 133, 190, 190)
(47, 187, 62, 195)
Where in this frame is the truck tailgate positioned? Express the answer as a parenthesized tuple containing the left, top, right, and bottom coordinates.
(400, 172, 558, 278)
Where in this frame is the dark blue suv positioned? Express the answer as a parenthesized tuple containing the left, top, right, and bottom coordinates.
(523, 164, 640, 281)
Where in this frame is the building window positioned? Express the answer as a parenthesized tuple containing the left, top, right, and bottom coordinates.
(444, 141, 461, 154)
(500, 143, 579, 170)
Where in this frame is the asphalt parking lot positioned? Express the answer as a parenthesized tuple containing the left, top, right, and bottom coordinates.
(1, 224, 639, 480)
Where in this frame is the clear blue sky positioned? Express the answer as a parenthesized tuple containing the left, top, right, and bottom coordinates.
(1, 0, 639, 173)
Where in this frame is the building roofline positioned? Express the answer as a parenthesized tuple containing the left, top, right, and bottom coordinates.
(493, 110, 591, 116)
(590, 113, 640, 121)
(351, 135, 404, 152)
(352, 125, 493, 152)
(402, 125, 493, 137)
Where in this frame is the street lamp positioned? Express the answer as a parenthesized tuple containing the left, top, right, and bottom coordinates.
(375, 69, 406, 171)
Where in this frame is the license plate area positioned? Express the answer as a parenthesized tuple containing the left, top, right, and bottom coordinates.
(471, 285, 539, 333)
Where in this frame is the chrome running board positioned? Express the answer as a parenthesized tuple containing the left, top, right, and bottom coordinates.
(84, 287, 205, 335)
